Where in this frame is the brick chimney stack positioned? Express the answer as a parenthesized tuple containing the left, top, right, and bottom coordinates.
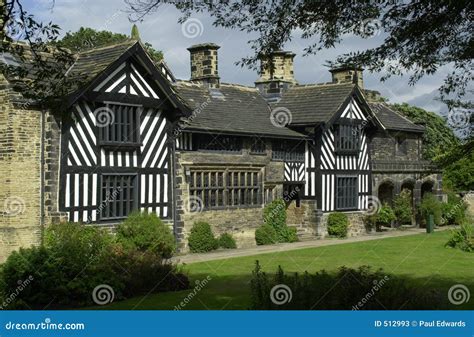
(329, 65, 364, 88)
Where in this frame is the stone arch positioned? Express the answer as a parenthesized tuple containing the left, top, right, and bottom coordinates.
(421, 179, 435, 198)
(377, 179, 395, 205)
(401, 178, 416, 208)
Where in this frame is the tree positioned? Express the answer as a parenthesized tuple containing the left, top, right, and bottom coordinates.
(126, 0, 473, 111)
(55, 26, 163, 64)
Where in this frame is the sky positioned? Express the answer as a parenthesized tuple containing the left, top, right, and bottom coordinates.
(24, 0, 452, 114)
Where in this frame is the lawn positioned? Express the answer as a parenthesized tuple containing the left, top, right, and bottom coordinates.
(96, 230, 474, 310)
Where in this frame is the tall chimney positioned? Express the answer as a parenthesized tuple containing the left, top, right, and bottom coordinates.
(187, 43, 220, 88)
(255, 51, 296, 102)
(329, 65, 364, 88)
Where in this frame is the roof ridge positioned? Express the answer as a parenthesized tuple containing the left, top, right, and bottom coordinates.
(379, 102, 422, 128)
(75, 39, 137, 56)
(293, 82, 354, 88)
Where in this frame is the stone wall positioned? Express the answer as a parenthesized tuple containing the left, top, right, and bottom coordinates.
(370, 130, 421, 161)
(0, 75, 42, 262)
(174, 137, 296, 250)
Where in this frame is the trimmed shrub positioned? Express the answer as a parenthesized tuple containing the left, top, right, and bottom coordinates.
(393, 189, 413, 226)
(419, 193, 443, 226)
(116, 211, 176, 258)
(250, 261, 444, 310)
(441, 192, 467, 226)
(255, 224, 278, 245)
(327, 212, 349, 238)
(263, 199, 287, 241)
(445, 223, 474, 252)
(188, 222, 218, 253)
(218, 233, 237, 249)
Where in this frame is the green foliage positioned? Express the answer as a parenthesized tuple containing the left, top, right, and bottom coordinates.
(419, 193, 443, 226)
(188, 222, 218, 253)
(255, 224, 278, 245)
(442, 150, 474, 191)
(116, 211, 176, 259)
(327, 212, 349, 238)
(445, 223, 474, 252)
(393, 189, 413, 226)
(0, 222, 188, 308)
(391, 104, 460, 161)
(250, 261, 444, 309)
(366, 204, 396, 231)
(262, 199, 298, 243)
(218, 233, 237, 249)
(441, 192, 468, 226)
(56, 27, 163, 63)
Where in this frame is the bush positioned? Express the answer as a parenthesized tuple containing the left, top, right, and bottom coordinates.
(116, 211, 176, 258)
(419, 193, 443, 226)
(441, 192, 467, 226)
(0, 222, 189, 309)
(250, 261, 444, 310)
(445, 223, 474, 252)
(108, 246, 189, 297)
(327, 212, 349, 238)
(218, 233, 237, 249)
(188, 222, 218, 253)
(255, 224, 278, 245)
(393, 189, 413, 226)
(365, 204, 396, 232)
(263, 199, 287, 241)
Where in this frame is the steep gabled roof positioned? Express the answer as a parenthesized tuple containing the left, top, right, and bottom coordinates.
(274, 83, 356, 125)
(369, 103, 425, 133)
(174, 81, 307, 139)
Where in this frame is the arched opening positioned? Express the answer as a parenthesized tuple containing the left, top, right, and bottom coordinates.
(421, 180, 434, 198)
(401, 180, 415, 209)
(378, 180, 394, 206)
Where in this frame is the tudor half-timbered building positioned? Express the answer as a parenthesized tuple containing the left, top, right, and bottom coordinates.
(0, 36, 441, 259)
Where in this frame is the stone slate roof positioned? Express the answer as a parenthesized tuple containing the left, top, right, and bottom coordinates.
(274, 83, 355, 125)
(174, 81, 307, 139)
(66, 40, 137, 85)
(369, 103, 425, 133)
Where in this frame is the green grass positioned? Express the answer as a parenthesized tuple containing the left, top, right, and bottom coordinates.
(96, 230, 474, 310)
